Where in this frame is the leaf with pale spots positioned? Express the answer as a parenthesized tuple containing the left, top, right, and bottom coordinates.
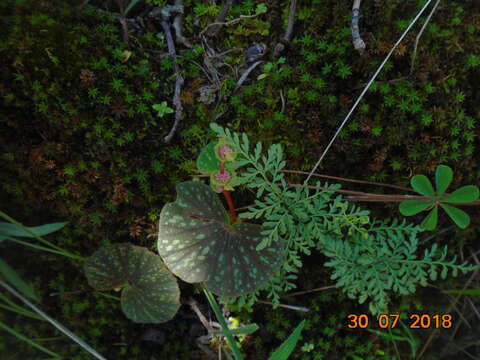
(158, 181, 284, 297)
(196, 141, 220, 173)
(84, 243, 180, 323)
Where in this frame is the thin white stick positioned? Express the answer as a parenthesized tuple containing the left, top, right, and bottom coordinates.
(0, 280, 107, 360)
(410, 0, 441, 74)
(305, 0, 435, 184)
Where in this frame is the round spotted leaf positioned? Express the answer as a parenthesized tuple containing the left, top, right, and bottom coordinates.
(84, 243, 180, 323)
(158, 181, 284, 297)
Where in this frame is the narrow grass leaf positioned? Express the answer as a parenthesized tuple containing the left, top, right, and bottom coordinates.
(0, 221, 67, 242)
(268, 320, 305, 360)
(0, 321, 61, 358)
(0, 258, 39, 302)
(443, 288, 480, 295)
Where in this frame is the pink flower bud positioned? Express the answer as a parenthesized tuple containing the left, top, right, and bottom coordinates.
(215, 170, 231, 183)
(218, 145, 233, 161)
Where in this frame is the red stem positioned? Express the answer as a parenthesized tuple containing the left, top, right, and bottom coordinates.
(222, 190, 237, 224)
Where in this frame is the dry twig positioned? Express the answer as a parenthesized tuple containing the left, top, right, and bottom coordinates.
(159, 14, 184, 143)
(410, 0, 441, 74)
(173, 0, 192, 48)
(351, 0, 366, 54)
(233, 60, 263, 93)
(273, 0, 297, 58)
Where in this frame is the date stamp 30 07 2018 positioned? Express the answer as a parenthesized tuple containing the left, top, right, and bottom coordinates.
(346, 314, 453, 329)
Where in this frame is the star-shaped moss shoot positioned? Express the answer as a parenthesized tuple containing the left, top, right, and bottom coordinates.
(158, 181, 284, 297)
(84, 243, 180, 323)
(399, 165, 479, 230)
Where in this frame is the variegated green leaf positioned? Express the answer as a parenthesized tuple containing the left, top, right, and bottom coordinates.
(158, 181, 284, 297)
(196, 142, 220, 173)
(84, 243, 180, 323)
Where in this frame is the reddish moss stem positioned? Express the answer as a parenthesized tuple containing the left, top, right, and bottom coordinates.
(222, 190, 237, 224)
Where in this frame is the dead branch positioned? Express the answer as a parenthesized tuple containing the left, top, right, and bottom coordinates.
(200, 12, 262, 38)
(233, 60, 263, 93)
(173, 0, 192, 48)
(351, 0, 366, 54)
(273, 0, 297, 58)
(160, 16, 184, 143)
(280, 169, 411, 192)
(256, 300, 310, 312)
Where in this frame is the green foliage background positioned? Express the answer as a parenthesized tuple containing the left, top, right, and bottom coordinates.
(1, 0, 479, 358)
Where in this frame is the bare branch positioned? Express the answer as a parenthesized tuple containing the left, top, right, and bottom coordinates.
(200, 12, 262, 38)
(160, 18, 184, 143)
(173, 0, 192, 48)
(273, 0, 297, 58)
(352, 0, 366, 54)
(233, 60, 263, 93)
(410, 0, 441, 74)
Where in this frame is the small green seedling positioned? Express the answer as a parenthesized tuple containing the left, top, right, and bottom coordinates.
(399, 165, 479, 230)
(152, 101, 174, 117)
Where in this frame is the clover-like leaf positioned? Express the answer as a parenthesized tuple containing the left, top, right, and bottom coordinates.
(158, 181, 284, 297)
(411, 175, 435, 199)
(399, 200, 433, 216)
(435, 165, 453, 197)
(420, 206, 438, 231)
(440, 204, 470, 229)
(197, 142, 221, 173)
(84, 243, 180, 323)
(443, 185, 479, 204)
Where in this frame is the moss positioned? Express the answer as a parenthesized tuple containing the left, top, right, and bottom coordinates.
(1, 0, 479, 358)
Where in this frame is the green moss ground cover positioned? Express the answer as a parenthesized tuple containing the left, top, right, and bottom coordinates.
(1, 0, 479, 358)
